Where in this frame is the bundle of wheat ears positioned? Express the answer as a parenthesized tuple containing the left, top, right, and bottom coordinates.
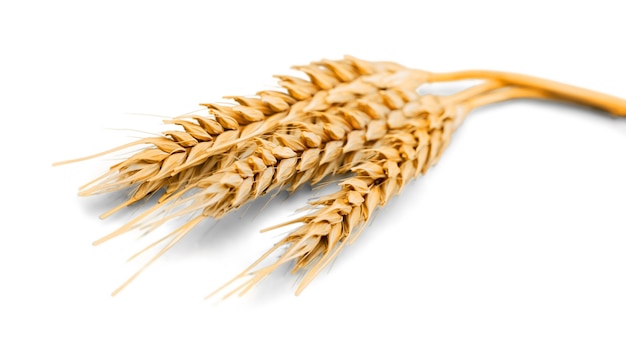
(55, 56, 626, 298)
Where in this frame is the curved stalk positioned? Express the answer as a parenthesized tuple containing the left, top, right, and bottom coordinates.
(427, 70, 626, 117)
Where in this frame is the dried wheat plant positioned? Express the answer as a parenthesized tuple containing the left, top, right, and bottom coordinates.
(54, 56, 626, 298)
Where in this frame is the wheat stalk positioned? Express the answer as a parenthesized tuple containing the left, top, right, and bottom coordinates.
(54, 56, 626, 297)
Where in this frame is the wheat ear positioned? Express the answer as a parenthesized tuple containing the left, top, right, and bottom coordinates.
(55, 57, 422, 219)
(209, 87, 561, 298)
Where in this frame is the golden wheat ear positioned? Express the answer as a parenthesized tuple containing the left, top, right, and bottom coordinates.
(208, 83, 616, 298)
(55, 57, 425, 219)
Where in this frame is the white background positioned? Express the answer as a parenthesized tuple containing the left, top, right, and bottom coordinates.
(2, 1, 625, 358)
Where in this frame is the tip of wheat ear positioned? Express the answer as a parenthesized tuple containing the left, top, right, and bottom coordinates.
(56, 55, 626, 297)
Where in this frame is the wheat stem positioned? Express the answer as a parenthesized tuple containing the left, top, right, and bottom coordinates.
(428, 70, 626, 116)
